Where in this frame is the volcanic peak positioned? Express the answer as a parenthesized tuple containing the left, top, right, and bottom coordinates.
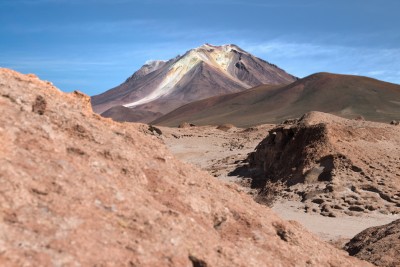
(123, 44, 251, 108)
(91, 43, 297, 120)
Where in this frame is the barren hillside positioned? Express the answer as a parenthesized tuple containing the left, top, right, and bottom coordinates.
(0, 68, 368, 266)
(153, 73, 400, 127)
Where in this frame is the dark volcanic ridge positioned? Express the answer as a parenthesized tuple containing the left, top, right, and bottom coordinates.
(153, 72, 400, 127)
(101, 105, 163, 123)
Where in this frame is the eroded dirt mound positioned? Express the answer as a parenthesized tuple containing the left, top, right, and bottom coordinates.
(178, 122, 196, 128)
(345, 219, 400, 266)
(249, 112, 400, 216)
(0, 69, 369, 266)
(216, 124, 236, 132)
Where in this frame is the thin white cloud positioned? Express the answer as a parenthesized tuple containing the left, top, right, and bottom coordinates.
(366, 70, 387, 76)
(245, 42, 338, 58)
(241, 40, 400, 84)
(145, 59, 166, 64)
(1, 0, 133, 4)
(4, 19, 152, 34)
(1, 58, 116, 69)
(145, 0, 321, 7)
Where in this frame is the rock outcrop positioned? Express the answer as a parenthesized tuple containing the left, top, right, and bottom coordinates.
(249, 112, 400, 216)
(0, 69, 369, 266)
(345, 219, 400, 266)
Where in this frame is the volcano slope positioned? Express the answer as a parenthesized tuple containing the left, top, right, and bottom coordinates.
(101, 105, 163, 123)
(0, 69, 369, 266)
(153, 72, 400, 127)
(248, 111, 400, 217)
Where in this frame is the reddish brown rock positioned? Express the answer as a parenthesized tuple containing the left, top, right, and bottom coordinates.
(248, 112, 400, 215)
(178, 122, 196, 128)
(345, 219, 400, 266)
(0, 68, 368, 266)
(216, 123, 236, 132)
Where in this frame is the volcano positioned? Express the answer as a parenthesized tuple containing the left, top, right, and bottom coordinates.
(91, 44, 296, 122)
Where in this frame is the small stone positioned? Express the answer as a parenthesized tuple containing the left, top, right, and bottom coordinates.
(32, 95, 47, 115)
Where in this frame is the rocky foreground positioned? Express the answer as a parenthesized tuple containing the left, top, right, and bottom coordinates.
(0, 69, 370, 266)
(345, 219, 400, 266)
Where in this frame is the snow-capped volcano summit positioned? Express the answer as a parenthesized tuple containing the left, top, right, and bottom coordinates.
(91, 44, 296, 122)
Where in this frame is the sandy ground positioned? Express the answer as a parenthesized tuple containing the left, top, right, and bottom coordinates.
(273, 200, 397, 244)
(160, 124, 273, 182)
(159, 124, 400, 244)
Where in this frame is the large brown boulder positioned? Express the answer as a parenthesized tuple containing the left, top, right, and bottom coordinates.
(345, 219, 400, 266)
(0, 68, 369, 266)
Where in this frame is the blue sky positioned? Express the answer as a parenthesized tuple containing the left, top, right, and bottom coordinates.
(1, 0, 399, 96)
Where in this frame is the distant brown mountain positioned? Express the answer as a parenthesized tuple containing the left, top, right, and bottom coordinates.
(152, 73, 400, 127)
(101, 105, 162, 123)
(91, 43, 296, 122)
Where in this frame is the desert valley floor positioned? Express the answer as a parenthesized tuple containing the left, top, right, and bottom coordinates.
(159, 123, 399, 245)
